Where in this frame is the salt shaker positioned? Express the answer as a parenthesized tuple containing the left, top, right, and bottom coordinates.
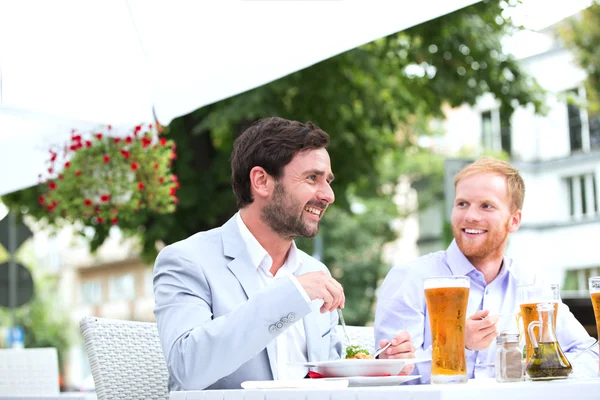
(495, 332, 524, 382)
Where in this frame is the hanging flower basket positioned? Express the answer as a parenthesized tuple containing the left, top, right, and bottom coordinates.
(36, 124, 178, 228)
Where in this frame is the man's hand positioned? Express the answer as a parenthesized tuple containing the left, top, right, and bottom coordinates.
(296, 271, 345, 313)
(377, 331, 416, 374)
(465, 310, 499, 351)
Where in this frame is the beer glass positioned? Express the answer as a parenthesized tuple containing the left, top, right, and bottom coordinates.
(589, 276, 600, 376)
(424, 276, 470, 384)
(518, 283, 560, 363)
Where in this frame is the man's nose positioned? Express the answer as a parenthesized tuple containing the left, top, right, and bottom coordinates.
(317, 183, 335, 205)
(464, 206, 481, 222)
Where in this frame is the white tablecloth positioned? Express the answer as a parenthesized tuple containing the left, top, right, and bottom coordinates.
(0, 393, 95, 400)
(170, 378, 600, 400)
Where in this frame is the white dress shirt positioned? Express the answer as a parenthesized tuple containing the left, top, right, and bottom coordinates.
(236, 212, 311, 380)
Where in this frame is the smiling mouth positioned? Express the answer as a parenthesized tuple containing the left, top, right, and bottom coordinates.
(463, 228, 487, 235)
(304, 206, 322, 217)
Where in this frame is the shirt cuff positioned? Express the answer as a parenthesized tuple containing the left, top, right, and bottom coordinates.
(290, 275, 311, 304)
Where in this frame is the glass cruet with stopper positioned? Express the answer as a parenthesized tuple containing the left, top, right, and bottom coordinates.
(525, 302, 572, 380)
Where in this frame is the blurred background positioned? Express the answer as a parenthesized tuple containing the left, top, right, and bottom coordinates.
(1, 0, 599, 392)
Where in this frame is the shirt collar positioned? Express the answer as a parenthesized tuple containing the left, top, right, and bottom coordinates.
(446, 239, 515, 282)
(235, 212, 303, 274)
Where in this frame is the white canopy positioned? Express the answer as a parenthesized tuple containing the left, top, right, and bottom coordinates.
(0, 0, 478, 195)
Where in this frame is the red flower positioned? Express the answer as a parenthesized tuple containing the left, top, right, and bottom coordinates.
(50, 152, 57, 162)
(48, 167, 54, 174)
(134, 125, 142, 135)
(114, 138, 121, 144)
(58, 174, 64, 180)
(108, 125, 112, 130)
(95, 133, 103, 140)
(138, 182, 144, 190)
(158, 177, 164, 184)
(171, 175, 178, 182)
(170, 151, 178, 160)
(111, 218, 118, 225)
(175, 181, 181, 189)
(97, 216, 104, 224)
(120, 149, 130, 159)
(141, 137, 152, 148)
(173, 197, 179, 205)
(65, 161, 71, 168)
(169, 187, 176, 196)
(38, 196, 45, 205)
(75, 170, 82, 177)
(85, 140, 93, 148)
(72, 134, 82, 142)
(154, 163, 159, 169)
(100, 194, 111, 203)
(125, 136, 133, 144)
(48, 181, 57, 190)
(130, 162, 139, 171)
(47, 201, 58, 212)
(69, 144, 78, 151)
(84, 199, 93, 206)
(159, 137, 167, 146)
(103, 155, 110, 163)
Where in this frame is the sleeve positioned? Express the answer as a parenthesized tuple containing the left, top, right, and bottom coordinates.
(328, 306, 343, 360)
(374, 265, 432, 383)
(153, 246, 313, 390)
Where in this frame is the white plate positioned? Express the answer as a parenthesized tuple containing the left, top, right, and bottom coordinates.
(300, 358, 431, 377)
(241, 379, 349, 389)
(324, 374, 421, 387)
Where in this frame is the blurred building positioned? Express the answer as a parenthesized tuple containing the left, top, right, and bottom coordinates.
(413, 21, 600, 336)
(29, 224, 154, 390)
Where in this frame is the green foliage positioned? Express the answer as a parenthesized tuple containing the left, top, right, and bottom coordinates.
(558, 2, 600, 113)
(0, 244, 71, 374)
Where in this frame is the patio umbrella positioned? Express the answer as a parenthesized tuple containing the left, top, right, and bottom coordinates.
(0, 0, 479, 195)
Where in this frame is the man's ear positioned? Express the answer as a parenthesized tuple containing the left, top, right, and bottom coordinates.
(508, 209, 522, 233)
(249, 166, 272, 200)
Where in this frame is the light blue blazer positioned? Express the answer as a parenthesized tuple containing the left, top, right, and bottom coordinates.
(153, 215, 342, 390)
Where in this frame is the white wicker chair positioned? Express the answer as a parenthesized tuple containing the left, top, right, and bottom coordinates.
(338, 325, 376, 355)
(80, 316, 169, 400)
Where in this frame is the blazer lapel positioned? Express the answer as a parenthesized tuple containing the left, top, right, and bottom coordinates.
(222, 216, 261, 300)
(221, 215, 277, 379)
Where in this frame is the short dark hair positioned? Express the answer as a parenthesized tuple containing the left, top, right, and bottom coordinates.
(231, 117, 330, 208)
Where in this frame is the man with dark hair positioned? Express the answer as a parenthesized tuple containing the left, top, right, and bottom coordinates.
(154, 117, 416, 390)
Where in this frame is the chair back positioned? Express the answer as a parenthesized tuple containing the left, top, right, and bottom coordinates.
(338, 325, 376, 355)
(80, 316, 169, 400)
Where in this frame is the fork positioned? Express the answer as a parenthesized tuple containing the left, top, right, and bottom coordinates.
(337, 309, 351, 344)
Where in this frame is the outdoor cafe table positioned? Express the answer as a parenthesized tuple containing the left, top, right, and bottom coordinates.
(170, 377, 600, 400)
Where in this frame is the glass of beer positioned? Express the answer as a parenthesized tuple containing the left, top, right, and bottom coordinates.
(518, 283, 560, 363)
(589, 277, 600, 376)
(424, 276, 470, 384)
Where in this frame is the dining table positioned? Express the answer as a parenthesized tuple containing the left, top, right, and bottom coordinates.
(170, 377, 600, 400)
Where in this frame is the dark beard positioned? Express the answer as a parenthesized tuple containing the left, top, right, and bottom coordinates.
(261, 181, 320, 240)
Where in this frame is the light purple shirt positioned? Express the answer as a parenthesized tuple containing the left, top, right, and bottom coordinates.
(374, 240, 598, 384)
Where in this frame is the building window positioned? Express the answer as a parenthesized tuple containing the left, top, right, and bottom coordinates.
(564, 267, 600, 291)
(81, 279, 103, 305)
(566, 88, 600, 153)
(566, 173, 598, 218)
(108, 274, 136, 301)
(481, 109, 511, 155)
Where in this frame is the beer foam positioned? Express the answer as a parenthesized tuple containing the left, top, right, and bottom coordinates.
(424, 276, 470, 289)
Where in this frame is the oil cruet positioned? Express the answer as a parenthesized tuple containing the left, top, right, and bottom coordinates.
(525, 302, 572, 380)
